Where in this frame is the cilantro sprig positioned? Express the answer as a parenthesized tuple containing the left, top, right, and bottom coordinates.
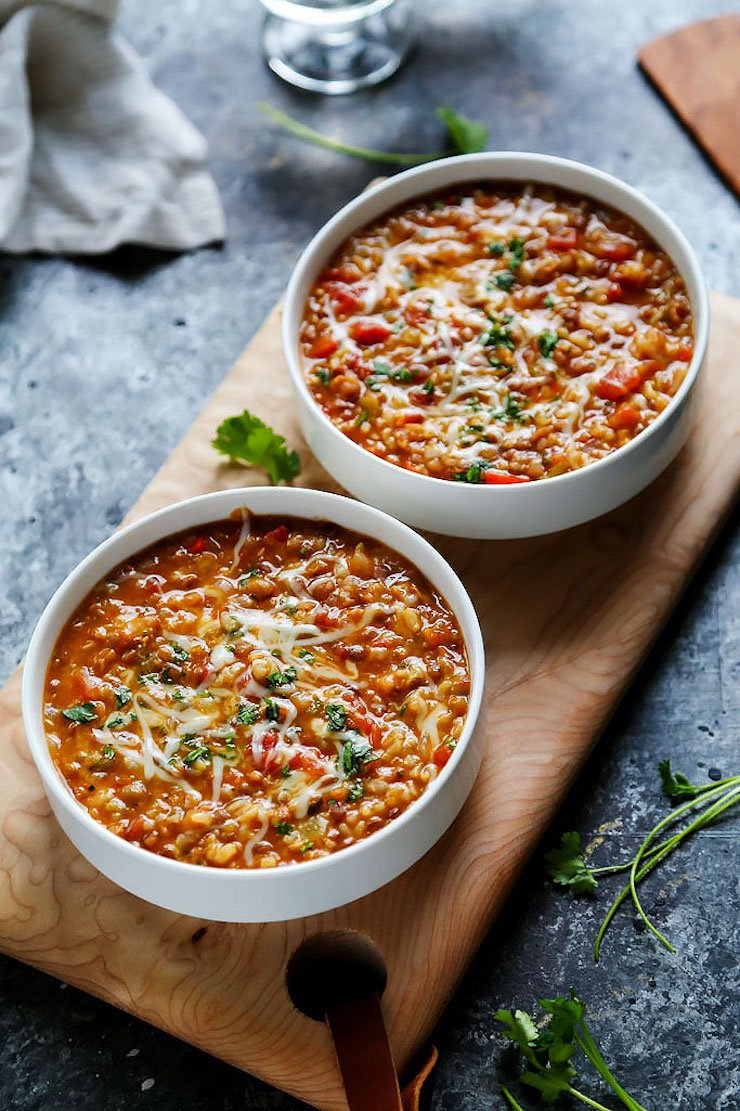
(259, 102, 487, 165)
(546, 760, 740, 960)
(212, 409, 300, 486)
(496, 994, 648, 1111)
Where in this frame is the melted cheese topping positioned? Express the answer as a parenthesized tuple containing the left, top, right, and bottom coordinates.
(43, 513, 470, 869)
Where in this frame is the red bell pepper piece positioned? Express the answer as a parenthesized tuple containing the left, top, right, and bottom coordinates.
(350, 320, 393, 347)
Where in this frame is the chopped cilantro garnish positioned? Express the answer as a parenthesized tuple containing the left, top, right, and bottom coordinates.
(325, 702, 348, 732)
(300, 841, 314, 854)
(495, 271, 516, 291)
(169, 641, 189, 662)
(105, 714, 125, 729)
(316, 368, 331, 385)
(100, 746, 116, 762)
(115, 687, 131, 709)
(297, 648, 314, 663)
(183, 745, 211, 767)
(370, 359, 414, 384)
(539, 330, 560, 358)
(453, 461, 488, 484)
(212, 408, 300, 486)
(275, 821, 293, 835)
(264, 698, 280, 722)
(62, 702, 97, 724)
(355, 411, 369, 426)
(488, 241, 505, 257)
(492, 394, 526, 423)
(238, 569, 260, 585)
(340, 735, 376, 776)
(507, 236, 526, 271)
(544, 293, 555, 308)
(266, 666, 297, 690)
(346, 782, 365, 802)
(483, 318, 516, 350)
(422, 379, 435, 395)
(281, 765, 292, 779)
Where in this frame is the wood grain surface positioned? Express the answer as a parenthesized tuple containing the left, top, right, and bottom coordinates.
(0, 292, 738, 1110)
(639, 14, 740, 196)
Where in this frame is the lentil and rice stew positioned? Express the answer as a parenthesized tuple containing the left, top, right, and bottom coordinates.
(299, 183, 694, 484)
(44, 513, 469, 868)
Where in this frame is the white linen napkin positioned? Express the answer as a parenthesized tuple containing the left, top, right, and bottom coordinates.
(0, 0, 225, 253)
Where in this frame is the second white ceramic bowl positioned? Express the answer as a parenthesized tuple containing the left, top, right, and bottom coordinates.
(22, 488, 485, 923)
(283, 152, 709, 539)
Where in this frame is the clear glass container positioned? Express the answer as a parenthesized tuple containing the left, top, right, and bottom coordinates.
(259, 0, 416, 95)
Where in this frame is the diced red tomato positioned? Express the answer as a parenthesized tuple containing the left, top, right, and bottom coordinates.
(589, 233, 637, 262)
(409, 388, 435, 406)
(73, 666, 103, 700)
(594, 361, 648, 401)
(483, 472, 531, 485)
(324, 282, 365, 315)
(547, 228, 578, 250)
(606, 281, 624, 303)
(289, 748, 327, 776)
(322, 264, 362, 284)
(261, 730, 280, 771)
(433, 744, 453, 769)
(263, 525, 289, 544)
(309, 335, 339, 359)
(350, 320, 393, 346)
(314, 609, 341, 629)
(350, 709, 381, 747)
(397, 410, 424, 424)
(608, 404, 642, 430)
(188, 536, 207, 553)
(123, 816, 145, 842)
(676, 344, 693, 362)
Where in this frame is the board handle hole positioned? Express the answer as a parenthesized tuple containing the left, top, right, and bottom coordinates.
(286, 930, 388, 1021)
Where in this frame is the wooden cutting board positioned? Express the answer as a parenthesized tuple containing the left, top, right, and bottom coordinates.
(639, 14, 740, 196)
(0, 291, 739, 1111)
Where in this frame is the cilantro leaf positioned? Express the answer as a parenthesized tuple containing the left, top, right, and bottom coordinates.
(658, 758, 703, 803)
(494, 1008, 539, 1061)
(325, 702, 348, 732)
(496, 993, 648, 1111)
(340, 735, 376, 777)
(539, 331, 559, 358)
(115, 687, 131, 709)
(495, 271, 517, 292)
(62, 702, 98, 724)
(212, 409, 300, 486)
(259, 102, 487, 165)
(544, 832, 598, 895)
(266, 666, 297, 690)
(435, 106, 488, 154)
(236, 702, 259, 725)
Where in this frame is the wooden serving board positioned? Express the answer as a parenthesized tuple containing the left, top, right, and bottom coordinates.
(1, 292, 739, 1110)
(639, 14, 740, 197)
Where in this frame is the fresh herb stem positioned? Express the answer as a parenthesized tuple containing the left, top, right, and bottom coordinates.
(258, 102, 436, 165)
(566, 1087, 614, 1111)
(574, 1025, 648, 1111)
(593, 781, 740, 960)
(501, 1087, 527, 1111)
(628, 782, 740, 953)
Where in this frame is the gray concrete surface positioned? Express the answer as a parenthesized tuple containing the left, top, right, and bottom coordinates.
(0, 0, 738, 1108)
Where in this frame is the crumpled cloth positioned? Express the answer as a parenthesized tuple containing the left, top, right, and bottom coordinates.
(0, 0, 225, 253)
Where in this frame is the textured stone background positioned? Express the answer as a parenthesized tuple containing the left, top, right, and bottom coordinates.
(0, 0, 738, 1108)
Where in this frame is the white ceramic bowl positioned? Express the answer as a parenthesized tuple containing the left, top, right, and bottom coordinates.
(283, 152, 709, 539)
(22, 488, 485, 923)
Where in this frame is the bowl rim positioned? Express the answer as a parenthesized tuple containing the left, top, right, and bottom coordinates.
(282, 150, 709, 494)
(22, 486, 485, 887)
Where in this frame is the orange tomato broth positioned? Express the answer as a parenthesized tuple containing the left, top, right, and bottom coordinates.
(44, 513, 470, 868)
(300, 182, 693, 484)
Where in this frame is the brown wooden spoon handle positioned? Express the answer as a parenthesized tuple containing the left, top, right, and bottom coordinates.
(326, 994, 403, 1111)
